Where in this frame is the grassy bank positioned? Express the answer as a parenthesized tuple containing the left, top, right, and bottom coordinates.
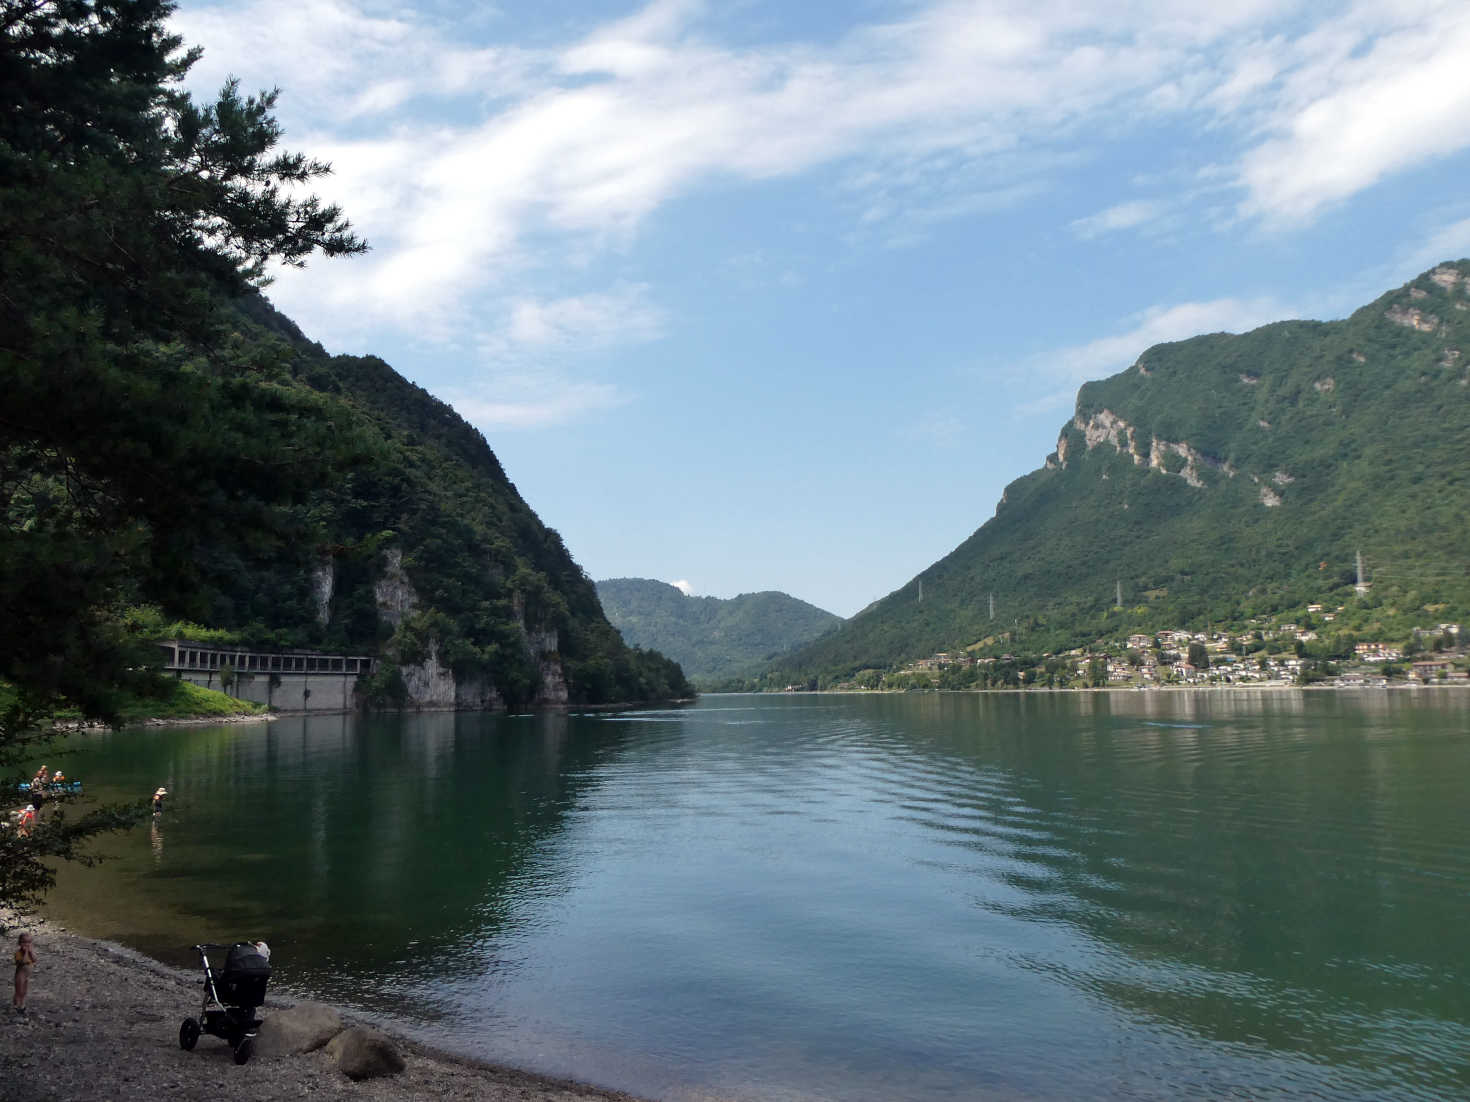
(112, 680, 269, 723)
(2, 678, 267, 730)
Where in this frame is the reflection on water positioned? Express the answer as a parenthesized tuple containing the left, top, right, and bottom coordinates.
(42, 691, 1470, 1100)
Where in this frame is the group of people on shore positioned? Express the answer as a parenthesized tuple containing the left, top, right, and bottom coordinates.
(8, 777, 169, 1019)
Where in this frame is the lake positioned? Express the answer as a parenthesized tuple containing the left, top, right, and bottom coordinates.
(38, 690, 1470, 1100)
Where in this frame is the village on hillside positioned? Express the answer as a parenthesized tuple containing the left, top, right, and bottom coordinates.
(827, 607, 1467, 692)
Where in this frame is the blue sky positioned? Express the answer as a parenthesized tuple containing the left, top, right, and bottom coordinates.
(173, 0, 1470, 617)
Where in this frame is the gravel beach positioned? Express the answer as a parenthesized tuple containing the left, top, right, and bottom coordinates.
(0, 916, 648, 1102)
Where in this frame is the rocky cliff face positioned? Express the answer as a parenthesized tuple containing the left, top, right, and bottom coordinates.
(373, 548, 417, 629)
(1060, 409, 1240, 493)
(312, 558, 335, 627)
(376, 548, 566, 710)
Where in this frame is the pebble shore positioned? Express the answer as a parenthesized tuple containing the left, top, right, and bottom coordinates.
(1, 916, 646, 1102)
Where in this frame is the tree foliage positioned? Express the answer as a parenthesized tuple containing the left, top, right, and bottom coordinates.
(1, 0, 365, 725)
(1, 0, 690, 760)
(0, 0, 362, 918)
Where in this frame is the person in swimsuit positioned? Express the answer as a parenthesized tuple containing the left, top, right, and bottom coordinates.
(13, 932, 36, 1014)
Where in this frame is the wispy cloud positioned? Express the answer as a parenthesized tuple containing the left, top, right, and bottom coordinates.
(445, 373, 629, 430)
(436, 284, 665, 428)
(1070, 199, 1170, 239)
(174, 0, 537, 120)
(171, 0, 1470, 427)
(1232, 2, 1470, 224)
(500, 285, 668, 353)
(1017, 296, 1292, 414)
(1393, 214, 1470, 280)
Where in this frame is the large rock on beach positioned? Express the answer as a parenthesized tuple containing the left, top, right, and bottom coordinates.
(325, 1026, 407, 1080)
(254, 1001, 343, 1056)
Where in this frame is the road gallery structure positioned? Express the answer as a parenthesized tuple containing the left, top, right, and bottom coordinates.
(157, 641, 376, 713)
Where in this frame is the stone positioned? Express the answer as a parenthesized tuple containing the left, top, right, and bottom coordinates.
(254, 1002, 343, 1057)
(325, 1027, 406, 1080)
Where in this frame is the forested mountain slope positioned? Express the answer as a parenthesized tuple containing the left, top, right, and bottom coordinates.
(185, 298, 694, 710)
(769, 264, 1470, 683)
(596, 579, 841, 683)
(0, 0, 689, 723)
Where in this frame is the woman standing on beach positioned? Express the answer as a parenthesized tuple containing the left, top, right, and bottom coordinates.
(13, 932, 36, 1015)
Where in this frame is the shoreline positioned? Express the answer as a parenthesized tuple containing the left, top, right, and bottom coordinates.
(0, 913, 649, 1102)
(752, 680, 1470, 695)
(52, 695, 703, 733)
(51, 712, 276, 733)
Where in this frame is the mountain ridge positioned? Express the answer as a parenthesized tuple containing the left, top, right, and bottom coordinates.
(596, 578, 842, 684)
(237, 304, 698, 710)
(758, 262, 1470, 685)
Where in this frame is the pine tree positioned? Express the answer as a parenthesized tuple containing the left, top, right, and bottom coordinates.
(1, 0, 366, 913)
(1, 0, 365, 718)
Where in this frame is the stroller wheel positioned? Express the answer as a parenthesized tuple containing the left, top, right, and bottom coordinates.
(233, 1037, 254, 1065)
(179, 1018, 200, 1051)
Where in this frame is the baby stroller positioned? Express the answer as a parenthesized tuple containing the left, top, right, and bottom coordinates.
(178, 942, 271, 1064)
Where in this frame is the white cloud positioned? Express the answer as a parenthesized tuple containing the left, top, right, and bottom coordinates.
(1233, 2, 1470, 223)
(503, 285, 667, 351)
(431, 285, 665, 430)
(173, 0, 537, 120)
(446, 372, 628, 430)
(1070, 199, 1169, 239)
(176, 0, 1236, 332)
(177, 1, 1470, 286)
(170, 0, 1470, 428)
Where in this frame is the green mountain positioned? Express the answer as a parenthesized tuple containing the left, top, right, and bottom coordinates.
(212, 302, 696, 709)
(13, 286, 692, 712)
(1, 1, 690, 720)
(766, 264, 1470, 685)
(596, 579, 842, 683)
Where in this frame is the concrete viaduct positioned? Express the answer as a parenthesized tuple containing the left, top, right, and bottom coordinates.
(159, 640, 377, 713)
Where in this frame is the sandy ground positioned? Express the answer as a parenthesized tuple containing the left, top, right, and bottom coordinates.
(0, 916, 646, 1102)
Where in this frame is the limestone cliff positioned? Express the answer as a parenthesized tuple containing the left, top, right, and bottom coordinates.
(373, 548, 416, 629)
(376, 548, 567, 710)
(1060, 409, 1240, 494)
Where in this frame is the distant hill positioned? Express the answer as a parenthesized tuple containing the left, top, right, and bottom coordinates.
(763, 262, 1470, 685)
(596, 580, 842, 683)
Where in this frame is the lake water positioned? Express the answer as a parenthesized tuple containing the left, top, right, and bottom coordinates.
(39, 690, 1470, 1100)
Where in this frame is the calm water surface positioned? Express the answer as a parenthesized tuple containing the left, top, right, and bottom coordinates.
(40, 691, 1470, 1100)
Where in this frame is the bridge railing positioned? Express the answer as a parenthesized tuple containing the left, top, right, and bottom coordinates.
(157, 640, 376, 676)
